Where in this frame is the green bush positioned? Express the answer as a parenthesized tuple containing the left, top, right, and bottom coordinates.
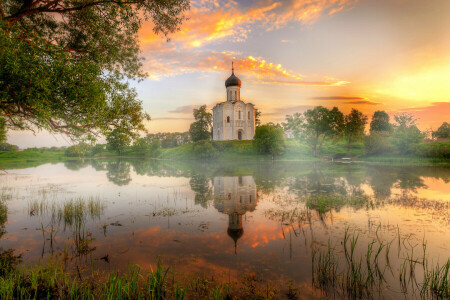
(192, 141, 217, 159)
(415, 142, 450, 159)
(253, 124, 286, 156)
(364, 132, 394, 155)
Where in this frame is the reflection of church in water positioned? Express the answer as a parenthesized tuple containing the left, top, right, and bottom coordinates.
(213, 176, 257, 253)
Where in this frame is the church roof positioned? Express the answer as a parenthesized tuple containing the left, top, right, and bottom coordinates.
(225, 62, 241, 88)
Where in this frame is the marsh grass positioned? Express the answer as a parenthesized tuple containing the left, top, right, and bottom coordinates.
(312, 228, 450, 299)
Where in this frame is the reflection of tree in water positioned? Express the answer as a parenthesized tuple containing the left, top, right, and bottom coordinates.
(106, 160, 132, 186)
(0, 199, 6, 239)
(64, 159, 89, 171)
(130, 159, 163, 176)
(90, 160, 107, 171)
(253, 164, 286, 194)
(189, 173, 212, 208)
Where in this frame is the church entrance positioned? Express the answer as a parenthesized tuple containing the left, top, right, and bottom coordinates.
(238, 131, 242, 140)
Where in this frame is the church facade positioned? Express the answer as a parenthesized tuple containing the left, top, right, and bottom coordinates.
(212, 64, 255, 141)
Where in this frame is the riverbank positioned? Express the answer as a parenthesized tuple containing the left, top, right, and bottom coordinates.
(1, 140, 449, 170)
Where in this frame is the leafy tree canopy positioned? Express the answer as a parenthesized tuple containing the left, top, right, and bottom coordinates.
(343, 108, 367, 147)
(282, 112, 303, 139)
(0, 0, 189, 139)
(432, 122, 450, 139)
(369, 111, 392, 133)
(253, 124, 285, 156)
(189, 105, 212, 142)
(106, 128, 131, 154)
(255, 108, 261, 127)
(0, 118, 6, 143)
(302, 106, 344, 157)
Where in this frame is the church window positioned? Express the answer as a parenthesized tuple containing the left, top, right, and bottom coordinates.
(235, 91, 237, 99)
(238, 176, 243, 185)
(248, 111, 250, 119)
(249, 195, 252, 203)
(240, 196, 242, 203)
(238, 110, 241, 119)
(227, 116, 230, 123)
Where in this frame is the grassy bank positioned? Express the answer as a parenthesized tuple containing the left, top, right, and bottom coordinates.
(0, 151, 69, 169)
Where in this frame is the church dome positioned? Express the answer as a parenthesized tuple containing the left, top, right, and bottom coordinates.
(227, 228, 244, 243)
(225, 72, 241, 88)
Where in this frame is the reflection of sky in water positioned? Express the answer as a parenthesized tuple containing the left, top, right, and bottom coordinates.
(0, 160, 449, 298)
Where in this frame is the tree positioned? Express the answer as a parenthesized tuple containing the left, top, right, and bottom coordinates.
(253, 124, 285, 157)
(343, 109, 367, 151)
(106, 128, 131, 155)
(189, 105, 212, 142)
(255, 109, 262, 127)
(0, 0, 189, 139)
(392, 113, 424, 154)
(302, 106, 344, 157)
(432, 122, 450, 139)
(369, 111, 392, 133)
(0, 118, 6, 144)
(282, 113, 303, 139)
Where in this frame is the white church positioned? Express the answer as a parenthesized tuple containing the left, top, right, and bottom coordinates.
(212, 63, 255, 141)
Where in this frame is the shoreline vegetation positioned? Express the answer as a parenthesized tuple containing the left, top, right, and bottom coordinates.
(1, 139, 449, 170)
(1, 230, 448, 299)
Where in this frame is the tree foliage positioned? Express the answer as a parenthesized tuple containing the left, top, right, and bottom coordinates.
(189, 105, 212, 142)
(343, 108, 367, 149)
(0, 0, 189, 139)
(432, 122, 450, 139)
(0, 118, 6, 144)
(302, 106, 344, 157)
(369, 111, 392, 133)
(392, 113, 424, 154)
(255, 108, 261, 127)
(253, 124, 285, 156)
(282, 112, 303, 139)
(106, 128, 131, 154)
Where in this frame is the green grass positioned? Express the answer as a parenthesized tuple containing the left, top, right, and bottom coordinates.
(0, 151, 69, 169)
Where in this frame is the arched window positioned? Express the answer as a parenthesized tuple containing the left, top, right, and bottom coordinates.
(238, 110, 241, 119)
(248, 111, 250, 119)
(229, 91, 231, 100)
(235, 91, 237, 99)
(227, 116, 230, 123)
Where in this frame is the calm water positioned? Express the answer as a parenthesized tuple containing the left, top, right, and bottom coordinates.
(1, 159, 449, 298)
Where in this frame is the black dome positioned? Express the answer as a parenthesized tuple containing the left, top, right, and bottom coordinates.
(227, 228, 244, 243)
(225, 71, 241, 88)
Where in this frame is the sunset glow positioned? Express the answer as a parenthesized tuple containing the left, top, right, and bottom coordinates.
(8, 0, 450, 147)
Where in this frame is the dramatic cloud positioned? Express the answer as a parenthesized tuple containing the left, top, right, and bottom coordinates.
(143, 51, 349, 86)
(139, 0, 358, 51)
(396, 102, 450, 129)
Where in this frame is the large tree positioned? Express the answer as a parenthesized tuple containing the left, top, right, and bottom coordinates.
(369, 111, 392, 133)
(343, 108, 367, 151)
(0, 118, 6, 143)
(302, 106, 344, 157)
(189, 105, 212, 142)
(392, 113, 424, 154)
(106, 128, 131, 154)
(432, 122, 450, 139)
(0, 0, 189, 139)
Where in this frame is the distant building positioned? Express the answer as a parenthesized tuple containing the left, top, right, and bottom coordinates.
(212, 63, 255, 140)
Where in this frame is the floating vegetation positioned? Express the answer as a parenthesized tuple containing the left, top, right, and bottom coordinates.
(305, 194, 373, 214)
(28, 196, 105, 229)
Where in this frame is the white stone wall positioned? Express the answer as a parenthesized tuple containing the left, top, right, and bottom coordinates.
(213, 100, 255, 141)
(226, 86, 240, 101)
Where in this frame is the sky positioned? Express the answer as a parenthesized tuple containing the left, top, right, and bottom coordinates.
(8, 0, 450, 148)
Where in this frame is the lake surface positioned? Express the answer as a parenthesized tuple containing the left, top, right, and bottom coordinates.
(1, 159, 449, 299)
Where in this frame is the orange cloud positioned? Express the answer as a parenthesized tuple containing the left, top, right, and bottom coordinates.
(143, 51, 349, 86)
(139, 0, 359, 51)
